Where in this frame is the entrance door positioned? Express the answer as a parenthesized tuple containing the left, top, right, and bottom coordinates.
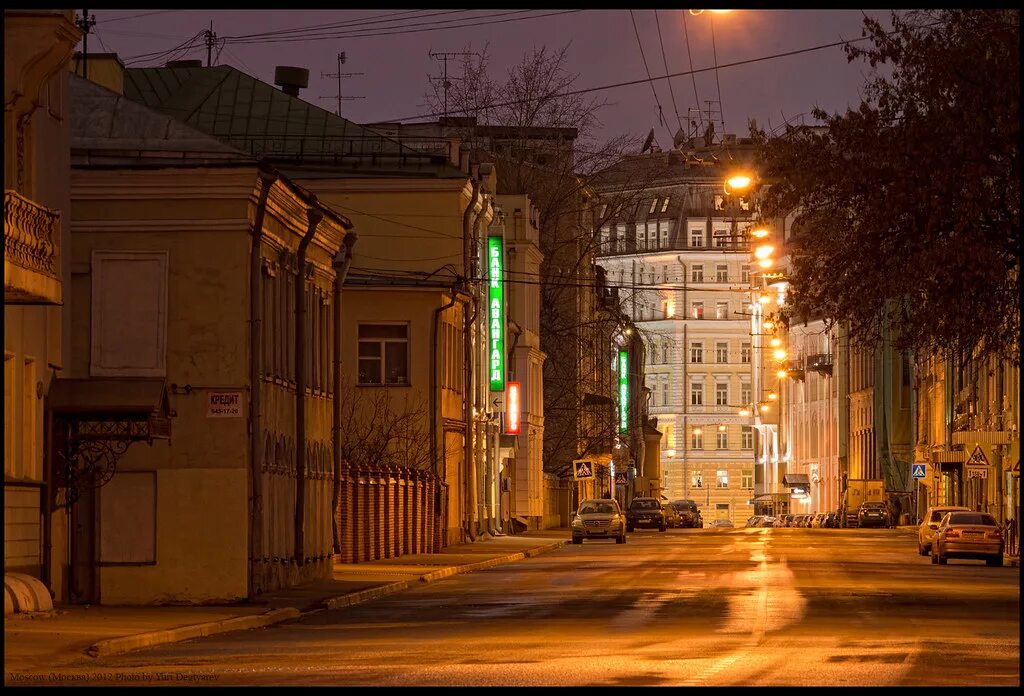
(716, 503, 730, 521)
(69, 486, 99, 604)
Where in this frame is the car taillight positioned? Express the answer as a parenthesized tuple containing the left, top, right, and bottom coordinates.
(986, 530, 1002, 539)
(945, 530, 961, 538)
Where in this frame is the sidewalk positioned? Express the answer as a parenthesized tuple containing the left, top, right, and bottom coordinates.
(4, 532, 567, 678)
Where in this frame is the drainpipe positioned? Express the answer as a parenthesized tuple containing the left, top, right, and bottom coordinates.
(677, 255, 688, 501)
(462, 178, 481, 541)
(331, 232, 358, 554)
(248, 170, 276, 596)
(471, 194, 492, 538)
(294, 206, 323, 565)
(432, 286, 460, 480)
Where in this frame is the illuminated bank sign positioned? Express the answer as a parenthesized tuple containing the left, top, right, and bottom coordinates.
(618, 349, 629, 433)
(488, 236, 505, 392)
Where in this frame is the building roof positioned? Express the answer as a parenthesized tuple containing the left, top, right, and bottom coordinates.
(71, 73, 251, 163)
(122, 65, 460, 177)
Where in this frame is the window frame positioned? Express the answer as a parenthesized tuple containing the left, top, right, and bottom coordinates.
(357, 322, 411, 386)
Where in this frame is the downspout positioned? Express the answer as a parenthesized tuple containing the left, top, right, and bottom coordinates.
(462, 178, 481, 541)
(472, 194, 492, 537)
(331, 232, 358, 554)
(432, 286, 460, 479)
(248, 170, 275, 596)
(294, 207, 323, 565)
(678, 255, 688, 501)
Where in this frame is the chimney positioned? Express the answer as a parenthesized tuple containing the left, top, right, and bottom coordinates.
(274, 66, 309, 97)
(458, 144, 470, 174)
(166, 59, 203, 68)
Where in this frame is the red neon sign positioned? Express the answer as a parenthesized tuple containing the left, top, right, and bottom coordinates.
(506, 382, 521, 435)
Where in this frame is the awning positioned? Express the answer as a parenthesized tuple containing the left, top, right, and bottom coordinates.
(952, 430, 1013, 447)
(931, 450, 966, 463)
(49, 378, 170, 416)
(783, 473, 810, 486)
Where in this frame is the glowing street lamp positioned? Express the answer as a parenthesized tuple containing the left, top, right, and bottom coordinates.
(777, 369, 788, 379)
(739, 407, 751, 417)
(757, 258, 774, 269)
(750, 227, 769, 239)
(769, 338, 781, 347)
(773, 348, 787, 361)
(754, 244, 774, 259)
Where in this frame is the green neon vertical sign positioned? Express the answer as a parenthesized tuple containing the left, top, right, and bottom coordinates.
(488, 236, 505, 392)
(619, 349, 629, 433)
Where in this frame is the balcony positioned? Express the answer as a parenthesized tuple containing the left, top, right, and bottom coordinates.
(807, 353, 833, 376)
(785, 358, 806, 381)
(5, 190, 61, 304)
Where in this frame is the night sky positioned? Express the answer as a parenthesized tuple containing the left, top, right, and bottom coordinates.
(87, 9, 891, 146)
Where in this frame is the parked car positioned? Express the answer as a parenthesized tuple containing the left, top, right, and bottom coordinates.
(824, 512, 839, 528)
(671, 500, 703, 528)
(745, 515, 763, 528)
(810, 513, 827, 528)
(710, 519, 735, 529)
(858, 502, 889, 528)
(758, 516, 778, 528)
(931, 511, 1003, 566)
(571, 498, 627, 544)
(799, 514, 814, 528)
(918, 505, 972, 556)
(774, 515, 791, 528)
(626, 497, 667, 532)
(661, 499, 681, 528)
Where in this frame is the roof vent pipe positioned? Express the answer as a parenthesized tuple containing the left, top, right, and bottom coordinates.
(274, 66, 309, 97)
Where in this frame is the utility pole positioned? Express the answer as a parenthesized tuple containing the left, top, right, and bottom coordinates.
(204, 21, 217, 67)
(76, 9, 96, 80)
(319, 52, 364, 117)
(428, 50, 478, 118)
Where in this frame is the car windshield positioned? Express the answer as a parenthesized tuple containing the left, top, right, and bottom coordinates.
(630, 500, 659, 510)
(930, 509, 964, 522)
(579, 503, 617, 515)
(947, 513, 997, 526)
(673, 501, 697, 511)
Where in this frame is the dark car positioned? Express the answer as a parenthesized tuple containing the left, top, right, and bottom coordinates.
(670, 500, 703, 528)
(824, 512, 839, 528)
(627, 497, 667, 532)
(661, 499, 681, 528)
(858, 502, 889, 528)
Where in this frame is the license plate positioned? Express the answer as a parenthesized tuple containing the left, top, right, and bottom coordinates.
(639, 516, 650, 521)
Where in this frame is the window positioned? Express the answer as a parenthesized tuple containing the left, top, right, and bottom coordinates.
(636, 224, 646, 250)
(742, 426, 754, 449)
(716, 301, 729, 320)
(690, 381, 704, 406)
(660, 196, 670, 213)
(90, 250, 169, 377)
(662, 424, 674, 450)
(690, 228, 705, 247)
(742, 469, 754, 489)
(717, 469, 729, 488)
(717, 431, 728, 449)
(740, 268, 750, 284)
(714, 194, 725, 211)
(741, 381, 751, 405)
(649, 342, 657, 365)
(660, 375, 669, 406)
(715, 381, 729, 406)
(691, 265, 704, 283)
(689, 342, 703, 363)
(741, 342, 751, 364)
(662, 265, 670, 283)
(691, 470, 704, 488)
(649, 198, 659, 214)
(661, 341, 670, 364)
(358, 324, 409, 385)
(716, 342, 729, 363)
(691, 430, 704, 450)
(660, 221, 670, 248)
(600, 227, 610, 252)
(692, 302, 704, 320)
(713, 229, 730, 247)
(716, 264, 728, 282)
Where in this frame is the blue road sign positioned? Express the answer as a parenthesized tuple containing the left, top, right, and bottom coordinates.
(573, 460, 594, 479)
(911, 463, 927, 479)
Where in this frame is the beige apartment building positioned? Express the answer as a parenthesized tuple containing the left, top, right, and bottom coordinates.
(4, 9, 81, 611)
(65, 73, 351, 604)
(594, 147, 757, 526)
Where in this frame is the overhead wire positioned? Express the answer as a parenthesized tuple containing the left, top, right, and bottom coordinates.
(628, 9, 669, 143)
(223, 9, 475, 41)
(654, 9, 684, 134)
(680, 10, 703, 127)
(709, 13, 726, 133)
(98, 10, 178, 24)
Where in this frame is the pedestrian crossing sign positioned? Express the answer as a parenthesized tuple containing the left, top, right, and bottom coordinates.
(911, 463, 927, 479)
(573, 460, 594, 479)
(965, 445, 990, 467)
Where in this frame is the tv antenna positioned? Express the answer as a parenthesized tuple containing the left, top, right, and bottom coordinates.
(428, 50, 478, 118)
(320, 52, 364, 117)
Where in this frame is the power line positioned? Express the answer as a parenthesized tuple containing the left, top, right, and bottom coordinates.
(389, 31, 897, 123)
(709, 13, 726, 134)
(222, 9, 469, 41)
(680, 10, 703, 127)
(654, 9, 684, 134)
(222, 10, 582, 46)
(629, 9, 669, 143)
(98, 10, 177, 24)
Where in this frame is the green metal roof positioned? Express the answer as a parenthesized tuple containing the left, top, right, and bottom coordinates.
(123, 66, 450, 169)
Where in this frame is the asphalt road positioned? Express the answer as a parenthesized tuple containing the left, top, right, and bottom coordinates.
(13, 528, 1021, 686)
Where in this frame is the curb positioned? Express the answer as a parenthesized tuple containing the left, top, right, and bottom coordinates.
(87, 607, 300, 658)
(323, 540, 568, 609)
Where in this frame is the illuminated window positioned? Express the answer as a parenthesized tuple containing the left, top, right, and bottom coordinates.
(716, 301, 729, 320)
(692, 302, 704, 320)
(717, 469, 729, 488)
(742, 469, 754, 489)
(649, 198, 659, 214)
(691, 429, 704, 449)
(691, 470, 704, 488)
(660, 197, 670, 213)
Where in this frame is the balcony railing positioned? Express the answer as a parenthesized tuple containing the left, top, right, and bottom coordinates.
(807, 353, 833, 375)
(597, 240, 750, 257)
(5, 189, 61, 303)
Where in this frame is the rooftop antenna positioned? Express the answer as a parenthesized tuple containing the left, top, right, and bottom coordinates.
(428, 49, 478, 119)
(320, 52, 364, 117)
(204, 21, 217, 67)
(76, 9, 97, 79)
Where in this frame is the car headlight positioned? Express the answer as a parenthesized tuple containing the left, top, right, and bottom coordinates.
(572, 516, 584, 527)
